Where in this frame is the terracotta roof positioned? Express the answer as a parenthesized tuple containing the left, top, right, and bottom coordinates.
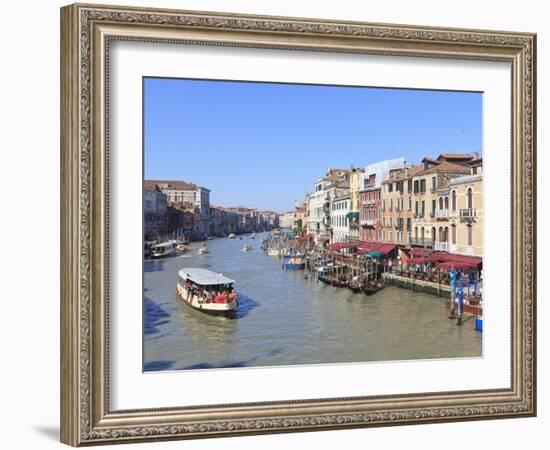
(422, 161, 471, 175)
(437, 153, 474, 161)
(383, 165, 424, 183)
(145, 180, 198, 191)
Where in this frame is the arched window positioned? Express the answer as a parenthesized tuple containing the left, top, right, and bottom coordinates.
(451, 225, 456, 244)
(415, 226, 418, 239)
(438, 226, 443, 241)
(467, 188, 473, 209)
(431, 227, 436, 243)
(421, 227, 425, 240)
(444, 197, 449, 210)
(439, 197, 444, 210)
(467, 224, 473, 246)
(444, 227, 449, 242)
(452, 190, 457, 211)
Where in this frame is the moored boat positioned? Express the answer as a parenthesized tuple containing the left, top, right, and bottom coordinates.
(151, 241, 176, 258)
(363, 281, 385, 295)
(242, 244, 253, 252)
(251, 232, 256, 239)
(267, 248, 279, 257)
(228, 233, 237, 239)
(177, 268, 237, 314)
(283, 254, 306, 270)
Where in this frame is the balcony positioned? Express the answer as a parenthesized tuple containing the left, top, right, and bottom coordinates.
(361, 219, 376, 227)
(460, 208, 477, 219)
(409, 237, 434, 247)
(435, 210, 449, 219)
(434, 241, 449, 251)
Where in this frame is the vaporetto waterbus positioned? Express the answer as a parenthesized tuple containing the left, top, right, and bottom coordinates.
(177, 268, 237, 314)
(150, 241, 176, 258)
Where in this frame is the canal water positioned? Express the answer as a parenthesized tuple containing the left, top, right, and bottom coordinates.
(144, 234, 482, 372)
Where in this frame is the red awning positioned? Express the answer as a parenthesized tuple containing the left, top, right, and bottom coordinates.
(356, 242, 397, 255)
(410, 248, 431, 258)
(407, 257, 430, 265)
(295, 236, 309, 242)
(437, 261, 478, 270)
(328, 242, 361, 251)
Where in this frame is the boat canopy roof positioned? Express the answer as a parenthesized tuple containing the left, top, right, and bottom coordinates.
(178, 268, 235, 285)
(152, 241, 174, 248)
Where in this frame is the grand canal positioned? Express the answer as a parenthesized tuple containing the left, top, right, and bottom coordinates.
(144, 234, 482, 371)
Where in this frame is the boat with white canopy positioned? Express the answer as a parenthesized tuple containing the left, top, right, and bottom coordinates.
(177, 268, 238, 314)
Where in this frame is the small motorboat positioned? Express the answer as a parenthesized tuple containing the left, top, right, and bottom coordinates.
(175, 242, 187, 253)
(267, 248, 279, 257)
(228, 233, 237, 239)
(251, 232, 256, 239)
(197, 245, 210, 255)
(242, 244, 253, 252)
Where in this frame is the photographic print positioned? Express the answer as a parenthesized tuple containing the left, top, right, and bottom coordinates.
(143, 78, 484, 372)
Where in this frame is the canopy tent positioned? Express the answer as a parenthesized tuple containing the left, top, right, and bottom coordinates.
(328, 242, 361, 251)
(345, 211, 360, 221)
(407, 257, 431, 265)
(437, 261, 478, 270)
(295, 235, 309, 243)
(356, 242, 397, 256)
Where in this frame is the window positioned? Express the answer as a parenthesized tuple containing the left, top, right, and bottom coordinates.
(452, 224, 456, 244)
(414, 180, 419, 193)
(432, 199, 436, 215)
(408, 197, 412, 210)
(439, 197, 444, 210)
(431, 176, 436, 191)
(467, 188, 473, 209)
(388, 183, 393, 193)
(467, 224, 473, 246)
(407, 179, 412, 192)
(421, 201, 425, 217)
(452, 190, 457, 211)
(420, 179, 426, 193)
(444, 197, 449, 210)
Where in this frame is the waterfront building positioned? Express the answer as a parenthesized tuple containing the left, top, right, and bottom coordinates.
(446, 158, 483, 256)
(293, 205, 306, 234)
(359, 157, 405, 242)
(280, 211, 295, 229)
(380, 154, 473, 248)
(145, 180, 211, 239)
(259, 211, 279, 229)
(330, 191, 351, 243)
(348, 168, 364, 240)
(419, 154, 474, 251)
(144, 185, 168, 238)
(305, 168, 352, 242)
(166, 202, 196, 240)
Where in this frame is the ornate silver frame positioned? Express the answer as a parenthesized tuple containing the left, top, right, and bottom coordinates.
(60, 3, 536, 446)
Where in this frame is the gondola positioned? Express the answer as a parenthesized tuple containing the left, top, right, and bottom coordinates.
(363, 281, 385, 295)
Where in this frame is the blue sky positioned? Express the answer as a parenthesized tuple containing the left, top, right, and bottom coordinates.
(144, 78, 482, 212)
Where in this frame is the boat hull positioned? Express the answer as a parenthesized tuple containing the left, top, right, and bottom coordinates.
(177, 284, 237, 315)
(283, 263, 305, 270)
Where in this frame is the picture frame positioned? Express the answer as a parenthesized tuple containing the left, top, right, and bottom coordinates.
(60, 2, 536, 446)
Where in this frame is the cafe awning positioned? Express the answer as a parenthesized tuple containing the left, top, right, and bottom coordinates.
(328, 242, 361, 251)
(356, 242, 397, 255)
